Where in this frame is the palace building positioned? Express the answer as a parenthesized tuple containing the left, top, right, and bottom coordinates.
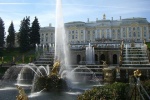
(40, 15, 150, 65)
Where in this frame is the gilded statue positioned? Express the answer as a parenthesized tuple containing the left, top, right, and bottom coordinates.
(50, 60, 60, 76)
(134, 69, 142, 77)
(16, 85, 28, 100)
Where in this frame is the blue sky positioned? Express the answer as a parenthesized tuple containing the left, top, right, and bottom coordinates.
(0, 0, 150, 35)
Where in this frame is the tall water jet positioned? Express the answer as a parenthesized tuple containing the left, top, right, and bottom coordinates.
(86, 43, 95, 64)
(55, 0, 70, 74)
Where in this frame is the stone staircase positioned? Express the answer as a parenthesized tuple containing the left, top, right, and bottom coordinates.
(122, 47, 150, 67)
(34, 51, 54, 67)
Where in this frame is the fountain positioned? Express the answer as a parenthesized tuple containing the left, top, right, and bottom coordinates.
(67, 65, 99, 83)
(0, 0, 101, 99)
(86, 43, 95, 64)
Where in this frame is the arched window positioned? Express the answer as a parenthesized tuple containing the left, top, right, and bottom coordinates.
(100, 54, 105, 64)
(113, 54, 117, 64)
(77, 55, 81, 64)
(95, 54, 98, 62)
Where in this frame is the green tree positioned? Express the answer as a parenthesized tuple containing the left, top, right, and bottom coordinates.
(18, 16, 30, 52)
(7, 21, 15, 48)
(30, 17, 40, 48)
(0, 17, 5, 48)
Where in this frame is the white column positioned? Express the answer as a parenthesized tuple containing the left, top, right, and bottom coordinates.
(95, 30, 97, 38)
(100, 30, 102, 39)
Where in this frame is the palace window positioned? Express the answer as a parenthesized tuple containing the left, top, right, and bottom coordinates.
(93, 30, 95, 34)
(81, 30, 83, 33)
(72, 31, 74, 34)
(81, 35, 83, 39)
(112, 33, 115, 38)
(51, 37, 53, 42)
(144, 27, 147, 30)
(138, 32, 140, 37)
(133, 27, 135, 31)
(97, 29, 100, 33)
(107, 29, 109, 33)
(102, 33, 104, 38)
(133, 32, 136, 37)
(118, 33, 120, 38)
(144, 32, 147, 37)
(129, 32, 131, 37)
(76, 35, 78, 39)
(123, 28, 125, 31)
(88, 31, 90, 34)
(113, 29, 115, 33)
(129, 27, 131, 31)
(69, 31, 71, 34)
(123, 32, 126, 37)
(76, 30, 78, 33)
(118, 29, 120, 33)
(107, 33, 110, 39)
(137, 27, 140, 31)
(72, 35, 74, 39)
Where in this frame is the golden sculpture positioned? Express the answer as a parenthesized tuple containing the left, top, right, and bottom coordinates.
(50, 60, 60, 76)
(13, 56, 15, 62)
(2, 57, 3, 62)
(134, 69, 142, 77)
(16, 85, 28, 100)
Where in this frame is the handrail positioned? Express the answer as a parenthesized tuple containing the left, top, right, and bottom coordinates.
(136, 84, 145, 100)
(135, 77, 150, 100)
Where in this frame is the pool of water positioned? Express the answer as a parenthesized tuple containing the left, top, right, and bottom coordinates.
(0, 80, 102, 100)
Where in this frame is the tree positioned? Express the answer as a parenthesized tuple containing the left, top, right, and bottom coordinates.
(0, 17, 5, 48)
(30, 17, 40, 48)
(18, 16, 30, 52)
(7, 21, 15, 48)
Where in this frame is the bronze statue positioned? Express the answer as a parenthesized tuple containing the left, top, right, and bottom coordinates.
(134, 69, 142, 77)
(16, 85, 28, 100)
(50, 60, 60, 76)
